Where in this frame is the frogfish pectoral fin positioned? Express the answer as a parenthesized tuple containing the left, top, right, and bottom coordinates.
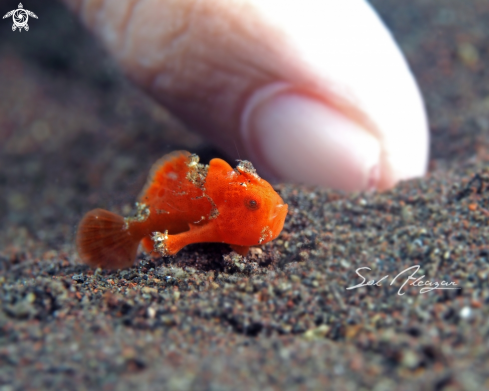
(151, 224, 217, 256)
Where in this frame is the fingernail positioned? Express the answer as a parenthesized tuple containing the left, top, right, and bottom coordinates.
(242, 90, 381, 191)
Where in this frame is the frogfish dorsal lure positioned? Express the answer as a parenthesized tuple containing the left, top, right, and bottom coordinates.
(76, 151, 288, 269)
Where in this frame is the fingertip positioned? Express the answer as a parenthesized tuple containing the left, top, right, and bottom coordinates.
(241, 85, 383, 191)
(241, 81, 428, 192)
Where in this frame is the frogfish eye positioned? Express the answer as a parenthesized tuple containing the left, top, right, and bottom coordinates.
(245, 197, 260, 210)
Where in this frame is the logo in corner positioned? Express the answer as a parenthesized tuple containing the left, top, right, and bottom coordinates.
(3, 3, 38, 32)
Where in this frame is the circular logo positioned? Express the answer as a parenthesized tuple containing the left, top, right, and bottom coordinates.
(13, 9, 28, 28)
(3, 3, 38, 32)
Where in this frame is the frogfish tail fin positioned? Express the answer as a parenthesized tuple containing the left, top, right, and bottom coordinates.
(76, 208, 139, 270)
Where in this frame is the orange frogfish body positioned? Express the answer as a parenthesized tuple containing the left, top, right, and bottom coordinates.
(76, 151, 288, 269)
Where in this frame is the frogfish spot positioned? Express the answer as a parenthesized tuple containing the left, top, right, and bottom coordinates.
(76, 151, 288, 269)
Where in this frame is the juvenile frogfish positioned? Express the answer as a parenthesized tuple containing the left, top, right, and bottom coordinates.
(76, 151, 288, 269)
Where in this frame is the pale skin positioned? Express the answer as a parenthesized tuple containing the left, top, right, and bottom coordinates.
(62, 0, 429, 191)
